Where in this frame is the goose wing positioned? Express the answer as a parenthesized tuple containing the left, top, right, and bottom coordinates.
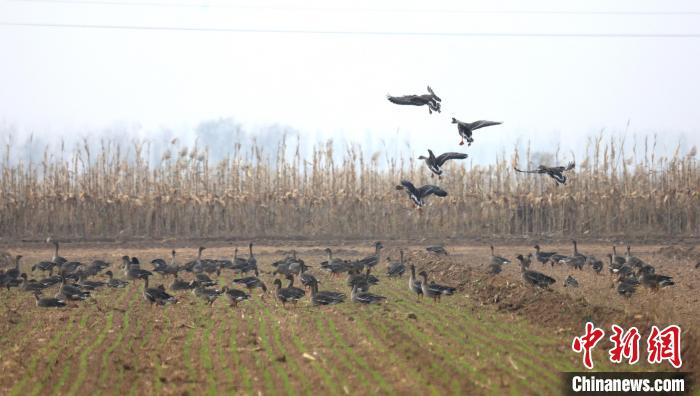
(435, 152, 468, 167)
(469, 120, 502, 130)
(418, 185, 447, 198)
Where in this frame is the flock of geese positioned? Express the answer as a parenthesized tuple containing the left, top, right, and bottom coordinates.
(388, 86, 577, 208)
(0, 240, 459, 308)
(0, 239, 675, 310)
(487, 241, 676, 296)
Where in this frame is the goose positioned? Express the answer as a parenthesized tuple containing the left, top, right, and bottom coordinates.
(185, 246, 207, 273)
(1, 255, 22, 288)
(221, 286, 250, 307)
(284, 275, 306, 299)
(58, 261, 82, 276)
(564, 275, 579, 288)
(418, 150, 468, 178)
(351, 283, 386, 304)
(611, 246, 626, 267)
(418, 271, 455, 302)
(624, 246, 645, 269)
(49, 240, 67, 265)
(169, 273, 195, 291)
(638, 266, 674, 292)
(386, 250, 406, 277)
(559, 240, 586, 270)
(273, 279, 303, 306)
(273, 251, 310, 276)
(408, 264, 423, 298)
(395, 180, 447, 208)
(490, 245, 510, 266)
(386, 86, 441, 114)
(193, 273, 217, 287)
(451, 118, 502, 146)
(227, 248, 248, 271)
(31, 261, 57, 276)
(514, 162, 575, 185)
(607, 254, 625, 275)
(487, 262, 502, 275)
(588, 257, 603, 274)
(319, 248, 348, 276)
(232, 269, 268, 297)
(34, 291, 66, 308)
(123, 257, 153, 281)
(151, 250, 179, 278)
(104, 271, 128, 288)
(617, 278, 638, 298)
(230, 244, 257, 274)
(82, 260, 110, 277)
(533, 245, 557, 265)
(517, 255, 556, 288)
(19, 273, 47, 292)
(426, 245, 449, 255)
(142, 276, 177, 305)
(57, 276, 90, 301)
(38, 274, 62, 288)
(192, 282, 224, 306)
(310, 283, 346, 306)
(357, 242, 383, 269)
(299, 265, 318, 290)
(518, 253, 533, 269)
(77, 270, 106, 290)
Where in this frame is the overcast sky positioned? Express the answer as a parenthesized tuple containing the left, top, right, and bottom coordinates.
(1, 0, 699, 164)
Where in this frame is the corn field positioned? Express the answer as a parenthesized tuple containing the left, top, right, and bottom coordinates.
(1, 135, 698, 240)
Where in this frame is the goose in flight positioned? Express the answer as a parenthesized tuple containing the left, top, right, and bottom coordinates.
(514, 162, 576, 185)
(418, 150, 468, 178)
(451, 118, 502, 146)
(387, 86, 441, 114)
(395, 180, 447, 208)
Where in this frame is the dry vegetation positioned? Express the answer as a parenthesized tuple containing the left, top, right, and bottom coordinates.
(1, 135, 698, 241)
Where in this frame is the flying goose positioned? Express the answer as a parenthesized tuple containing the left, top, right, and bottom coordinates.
(418, 150, 468, 178)
(514, 162, 575, 185)
(451, 118, 502, 146)
(395, 180, 447, 208)
(386, 86, 441, 114)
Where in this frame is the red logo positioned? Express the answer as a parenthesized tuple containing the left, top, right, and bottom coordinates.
(609, 325, 641, 364)
(572, 322, 606, 369)
(647, 325, 682, 368)
(572, 323, 682, 369)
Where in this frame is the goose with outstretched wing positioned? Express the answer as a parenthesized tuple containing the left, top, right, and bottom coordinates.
(387, 86, 441, 114)
(395, 180, 447, 208)
(451, 118, 502, 146)
(514, 162, 575, 185)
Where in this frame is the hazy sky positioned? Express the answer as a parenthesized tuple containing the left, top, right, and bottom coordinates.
(1, 0, 699, 163)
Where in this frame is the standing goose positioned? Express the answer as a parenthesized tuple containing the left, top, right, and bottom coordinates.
(19, 273, 47, 292)
(192, 282, 224, 306)
(517, 255, 556, 288)
(77, 270, 106, 290)
(588, 256, 603, 274)
(560, 240, 586, 270)
(395, 180, 447, 208)
(533, 245, 557, 266)
(232, 269, 268, 298)
(624, 246, 645, 269)
(320, 248, 350, 277)
(243, 243, 258, 274)
(1, 255, 22, 288)
(386, 86, 441, 114)
(31, 261, 57, 276)
(310, 283, 346, 306)
(273, 279, 304, 307)
(386, 250, 406, 277)
(451, 118, 502, 146)
(418, 150, 468, 178)
(284, 275, 306, 299)
(57, 276, 90, 301)
(49, 240, 67, 265)
(514, 162, 575, 185)
(151, 250, 179, 278)
(298, 265, 318, 290)
(408, 264, 423, 298)
(490, 245, 510, 266)
(611, 246, 626, 266)
(104, 271, 128, 288)
(142, 276, 177, 305)
(357, 242, 384, 269)
(638, 266, 674, 292)
(123, 256, 153, 281)
(34, 291, 66, 308)
(221, 286, 250, 307)
(350, 283, 386, 304)
(418, 271, 455, 302)
(169, 273, 195, 291)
